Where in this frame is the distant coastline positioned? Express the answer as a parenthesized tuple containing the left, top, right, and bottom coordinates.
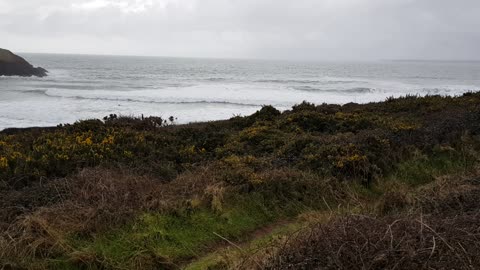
(15, 51, 480, 63)
(386, 59, 480, 63)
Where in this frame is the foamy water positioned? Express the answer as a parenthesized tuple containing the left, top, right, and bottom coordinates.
(1, 54, 480, 130)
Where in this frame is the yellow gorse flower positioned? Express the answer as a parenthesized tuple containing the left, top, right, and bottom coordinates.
(0, 157, 8, 168)
(124, 151, 133, 158)
(346, 154, 366, 162)
(11, 152, 23, 159)
(102, 135, 115, 145)
(84, 137, 93, 145)
(76, 136, 93, 146)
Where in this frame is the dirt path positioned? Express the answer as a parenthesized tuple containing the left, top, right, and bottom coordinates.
(183, 218, 300, 269)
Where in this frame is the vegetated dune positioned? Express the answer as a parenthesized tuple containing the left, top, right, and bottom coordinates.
(1, 93, 480, 269)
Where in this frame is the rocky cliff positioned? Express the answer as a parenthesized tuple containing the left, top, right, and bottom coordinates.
(0, 48, 48, 77)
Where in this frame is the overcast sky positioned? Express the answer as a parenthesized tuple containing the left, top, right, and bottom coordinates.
(1, 0, 479, 60)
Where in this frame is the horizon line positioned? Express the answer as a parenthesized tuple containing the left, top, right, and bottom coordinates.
(12, 50, 480, 63)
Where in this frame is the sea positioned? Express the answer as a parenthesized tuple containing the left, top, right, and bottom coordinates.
(1, 53, 480, 130)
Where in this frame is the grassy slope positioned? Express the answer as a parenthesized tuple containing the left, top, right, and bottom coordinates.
(186, 165, 480, 269)
(1, 93, 480, 269)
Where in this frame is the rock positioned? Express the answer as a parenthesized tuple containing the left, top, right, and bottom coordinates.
(0, 48, 48, 77)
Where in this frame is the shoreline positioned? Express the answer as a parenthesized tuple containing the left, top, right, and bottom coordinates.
(0, 91, 476, 134)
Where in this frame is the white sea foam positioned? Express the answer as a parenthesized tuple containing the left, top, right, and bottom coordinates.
(1, 54, 480, 130)
(36, 82, 476, 107)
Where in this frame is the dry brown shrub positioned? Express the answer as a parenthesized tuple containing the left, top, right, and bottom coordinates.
(0, 179, 70, 231)
(414, 172, 480, 215)
(0, 165, 222, 265)
(373, 181, 413, 216)
(373, 168, 480, 217)
(249, 171, 480, 270)
(29, 168, 167, 234)
(258, 213, 480, 270)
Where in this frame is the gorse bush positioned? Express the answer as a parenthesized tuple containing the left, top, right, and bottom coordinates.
(1, 93, 480, 189)
(1, 93, 480, 269)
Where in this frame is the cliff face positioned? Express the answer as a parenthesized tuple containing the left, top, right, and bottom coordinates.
(0, 48, 48, 77)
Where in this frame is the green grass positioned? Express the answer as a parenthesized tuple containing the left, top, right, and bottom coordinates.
(390, 150, 471, 186)
(58, 193, 284, 269)
(185, 221, 304, 270)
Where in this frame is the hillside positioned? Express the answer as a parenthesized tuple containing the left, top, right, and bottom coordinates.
(0, 48, 47, 77)
(1, 93, 480, 269)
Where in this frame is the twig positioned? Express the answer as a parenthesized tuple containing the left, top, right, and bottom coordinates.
(213, 232, 262, 269)
(429, 236, 436, 259)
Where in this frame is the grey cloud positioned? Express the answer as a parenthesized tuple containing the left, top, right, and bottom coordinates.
(1, 0, 479, 60)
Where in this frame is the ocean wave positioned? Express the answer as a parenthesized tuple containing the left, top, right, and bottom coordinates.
(292, 86, 375, 93)
(205, 77, 228, 82)
(34, 84, 100, 90)
(39, 89, 261, 107)
(422, 88, 457, 95)
(21, 89, 49, 95)
(255, 79, 358, 84)
(404, 76, 455, 80)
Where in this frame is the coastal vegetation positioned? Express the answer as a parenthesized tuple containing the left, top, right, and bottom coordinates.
(1, 93, 480, 269)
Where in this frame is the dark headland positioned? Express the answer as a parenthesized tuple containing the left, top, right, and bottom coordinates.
(0, 48, 47, 77)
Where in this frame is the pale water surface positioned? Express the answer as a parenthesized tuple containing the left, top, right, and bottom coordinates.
(1, 54, 480, 130)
